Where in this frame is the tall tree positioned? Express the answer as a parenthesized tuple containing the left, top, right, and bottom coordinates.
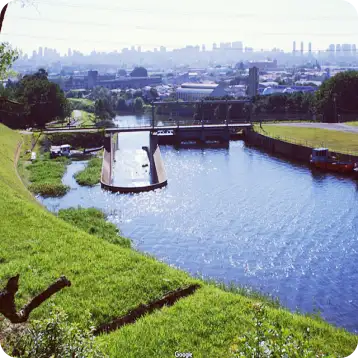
(15, 71, 71, 128)
(0, 43, 18, 80)
(316, 71, 358, 122)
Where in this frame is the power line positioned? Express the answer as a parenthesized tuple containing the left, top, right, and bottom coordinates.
(29, 0, 358, 21)
(5, 16, 310, 33)
(32, 1, 256, 18)
(10, 15, 358, 33)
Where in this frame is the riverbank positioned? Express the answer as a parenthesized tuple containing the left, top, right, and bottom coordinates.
(256, 125, 358, 156)
(0, 123, 357, 357)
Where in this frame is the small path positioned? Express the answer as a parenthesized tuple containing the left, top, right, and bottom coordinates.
(266, 122, 358, 134)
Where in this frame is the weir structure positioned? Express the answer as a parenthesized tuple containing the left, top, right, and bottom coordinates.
(101, 132, 168, 194)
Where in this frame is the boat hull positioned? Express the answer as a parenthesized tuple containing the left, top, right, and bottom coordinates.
(311, 161, 355, 174)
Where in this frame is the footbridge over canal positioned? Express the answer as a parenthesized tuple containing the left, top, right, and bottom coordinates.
(105, 122, 252, 145)
(44, 122, 252, 145)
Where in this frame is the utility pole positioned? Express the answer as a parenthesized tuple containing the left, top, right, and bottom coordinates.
(333, 93, 337, 122)
(151, 101, 155, 129)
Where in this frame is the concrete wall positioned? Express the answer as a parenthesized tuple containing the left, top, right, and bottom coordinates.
(244, 129, 358, 163)
(153, 146, 167, 184)
(101, 132, 168, 193)
(101, 149, 112, 186)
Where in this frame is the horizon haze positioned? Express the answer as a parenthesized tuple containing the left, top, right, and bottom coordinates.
(1, 0, 358, 55)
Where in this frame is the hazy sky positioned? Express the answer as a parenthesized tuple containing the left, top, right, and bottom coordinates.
(1, 0, 358, 55)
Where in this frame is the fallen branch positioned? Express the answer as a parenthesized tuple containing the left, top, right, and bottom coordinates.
(0, 275, 71, 323)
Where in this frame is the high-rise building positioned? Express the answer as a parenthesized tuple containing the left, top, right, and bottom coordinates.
(202, 44, 206, 52)
(232, 41, 243, 51)
(248, 67, 259, 97)
(137, 46, 141, 53)
(38, 47, 43, 58)
(308, 42, 312, 54)
(160, 46, 166, 52)
(300, 42, 304, 55)
(336, 44, 342, 56)
(68, 48, 72, 57)
(328, 44, 335, 55)
(220, 42, 231, 49)
(293, 41, 296, 55)
(352, 44, 357, 54)
(342, 44, 352, 55)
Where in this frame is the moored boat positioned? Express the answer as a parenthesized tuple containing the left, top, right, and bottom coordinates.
(310, 148, 355, 174)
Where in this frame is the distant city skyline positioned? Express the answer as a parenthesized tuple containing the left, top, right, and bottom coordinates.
(2, 0, 358, 55)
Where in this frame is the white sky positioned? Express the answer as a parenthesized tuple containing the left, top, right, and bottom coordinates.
(1, 0, 358, 55)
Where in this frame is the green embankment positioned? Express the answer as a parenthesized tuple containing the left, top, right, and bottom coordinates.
(74, 157, 102, 186)
(0, 124, 357, 357)
(346, 121, 358, 127)
(0, 123, 196, 326)
(58, 207, 130, 248)
(257, 125, 358, 155)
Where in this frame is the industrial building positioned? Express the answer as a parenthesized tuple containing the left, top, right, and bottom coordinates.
(175, 83, 227, 101)
(49, 70, 162, 91)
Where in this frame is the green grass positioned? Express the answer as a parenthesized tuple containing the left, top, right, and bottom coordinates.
(68, 98, 94, 106)
(256, 125, 358, 155)
(79, 111, 96, 127)
(98, 286, 356, 358)
(69, 98, 95, 114)
(74, 157, 102, 186)
(0, 122, 197, 326)
(346, 121, 358, 127)
(0, 123, 357, 357)
(58, 207, 131, 248)
(71, 110, 96, 127)
(27, 154, 70, 197)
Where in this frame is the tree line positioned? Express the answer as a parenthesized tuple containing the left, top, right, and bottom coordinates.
(0, 69, 71, 129)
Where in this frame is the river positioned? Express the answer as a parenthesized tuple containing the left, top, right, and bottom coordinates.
(39, 114, 358, 333)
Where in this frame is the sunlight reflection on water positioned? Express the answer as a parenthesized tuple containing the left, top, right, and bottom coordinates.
(40, 119, 358, 333)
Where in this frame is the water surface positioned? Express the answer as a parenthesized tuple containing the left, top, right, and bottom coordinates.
(40, 115, 358, 332)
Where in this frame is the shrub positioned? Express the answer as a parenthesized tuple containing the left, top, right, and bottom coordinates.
(27, 156, 70, 197)
(42, 133, 105, 150)
(1, 306, 106, 358)
(95, 120, 114, 128)
(28, 182, 69, 197)
(74, 157, 102, 187)
(230, 303, 340, 358)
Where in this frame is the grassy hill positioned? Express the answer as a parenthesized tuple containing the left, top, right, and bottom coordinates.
(0, 124, 356, 357)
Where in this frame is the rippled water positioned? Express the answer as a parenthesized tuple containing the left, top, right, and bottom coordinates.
(40, 116, 358, 332)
